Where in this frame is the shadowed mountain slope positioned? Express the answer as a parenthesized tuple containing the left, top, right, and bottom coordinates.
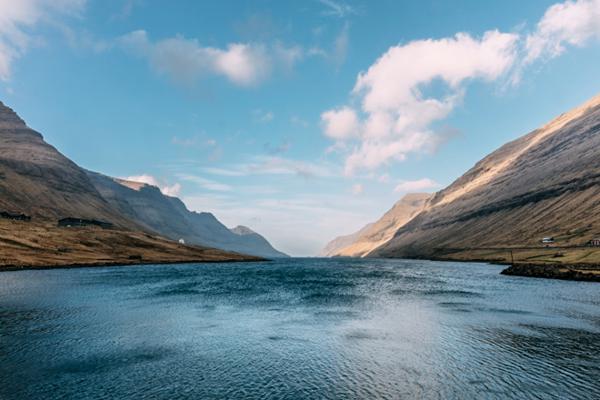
(87, 172, 288, 258)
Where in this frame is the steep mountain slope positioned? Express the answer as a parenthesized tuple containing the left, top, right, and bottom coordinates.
(230, 225, 288, 258)
(372, 94, 600, 259)
(0, 101, 133, 226)
(320, 222, 374, 257)
(321, 193, 431, 257)
(0, 101, 260, 268)
(87, 172, 288, 258)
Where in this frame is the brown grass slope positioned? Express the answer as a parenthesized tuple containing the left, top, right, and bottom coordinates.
(372, 94, 600, 261)
(0, 220, 258, 271)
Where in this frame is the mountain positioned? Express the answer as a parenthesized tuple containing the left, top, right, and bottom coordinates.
(229, 225, 288, 258)
(320, 193, 431, 257)
(87, 172, 289, 258)
(0, 101, 133, 226)
(371, 94, 600, 260)
(0, 101, 259, 268)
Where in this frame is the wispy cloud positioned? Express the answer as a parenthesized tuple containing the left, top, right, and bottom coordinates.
(264, 140, 291, 155)
(0, 0, 86, 80)
(183, 192, 379, 256)
(200, 155, 337, 179)
(318, 0, 357, 18)
(175, 173, 233, 192)
(110, 0, 141, 21)
(252, 109, 274, 123)
(351, 183, 363, 195)
(394, 178, 440, 193)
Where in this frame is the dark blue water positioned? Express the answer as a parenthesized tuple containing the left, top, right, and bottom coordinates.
(0, 258, 599, 399)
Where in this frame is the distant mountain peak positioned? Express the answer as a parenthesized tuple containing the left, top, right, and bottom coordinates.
(230, 225, 255, 236)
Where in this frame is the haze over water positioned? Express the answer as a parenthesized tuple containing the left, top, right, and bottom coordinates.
(1, 259, 599, 399)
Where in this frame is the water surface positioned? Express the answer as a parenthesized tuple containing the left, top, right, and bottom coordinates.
(1, 258, 599, 399)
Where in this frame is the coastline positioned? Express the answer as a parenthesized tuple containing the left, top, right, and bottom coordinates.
(371, 249, 600, 282)
(500, 263, 600, 282)
(0, 257, 267, 273)
(0, 221, 264, 272)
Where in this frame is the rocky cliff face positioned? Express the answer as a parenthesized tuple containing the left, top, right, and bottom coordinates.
(87, 172, 288, 258)
(372, 94, 600, 258)
(321, 193, 431, 257)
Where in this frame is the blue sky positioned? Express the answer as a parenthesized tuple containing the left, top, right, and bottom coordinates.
(1, 0, 600, 255)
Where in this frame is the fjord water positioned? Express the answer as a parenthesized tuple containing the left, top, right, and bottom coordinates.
(0, 259, 598, 399)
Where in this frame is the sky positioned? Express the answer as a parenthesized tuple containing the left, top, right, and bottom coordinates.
(1, 0, 600, 256)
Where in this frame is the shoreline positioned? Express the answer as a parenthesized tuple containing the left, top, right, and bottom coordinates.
(0, 257, 268, 273)
(373, 253, 600, 282)
(500, 263, 600, 282)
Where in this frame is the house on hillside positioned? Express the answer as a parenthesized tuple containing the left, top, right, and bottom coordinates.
(589, 238, 600, 247)
(0, 211, 31, 221)
(58, 218, 113, 229)
(541, 237, 554, 244)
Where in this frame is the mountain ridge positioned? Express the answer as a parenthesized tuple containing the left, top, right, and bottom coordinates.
(0, 100, 267, 268)
(88, 171, 288, 258)
(370, 93, 600, 260)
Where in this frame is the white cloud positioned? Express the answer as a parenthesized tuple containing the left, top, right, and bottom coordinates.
(321, 106, 359, 140)
(394, 178, 440, 193)
(175, 173, 233, 192)
(322, 30, 519, 174)
(525, 0, 600, 64)
(119, 30, 302, 87)
(253, 109, 274, 123)
(124, 174, 182, 196)
(0, 0, 85, 80)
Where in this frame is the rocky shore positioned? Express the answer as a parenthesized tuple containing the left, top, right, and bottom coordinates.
(501, 263, 600, 282)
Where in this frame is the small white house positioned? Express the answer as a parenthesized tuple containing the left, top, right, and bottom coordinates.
(541, 237, 554, 244)
(178, 238, 185, 245)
